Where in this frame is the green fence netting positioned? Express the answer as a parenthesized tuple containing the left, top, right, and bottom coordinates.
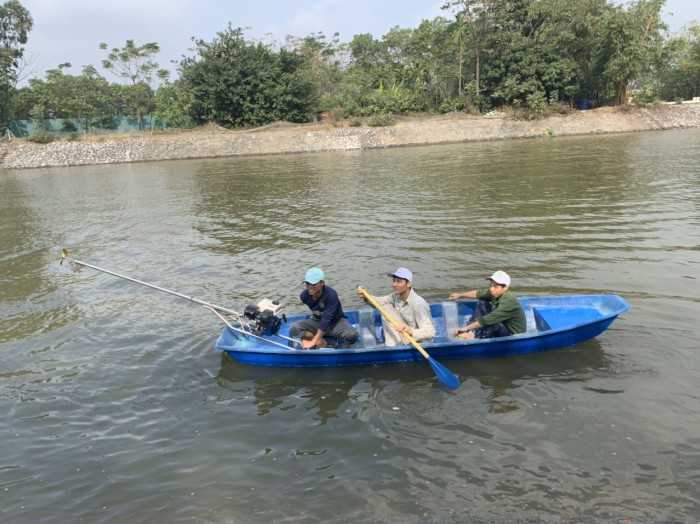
(7, 116, 167, 137)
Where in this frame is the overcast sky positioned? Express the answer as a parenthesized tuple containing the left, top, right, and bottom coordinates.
(18, 0, 699, 83)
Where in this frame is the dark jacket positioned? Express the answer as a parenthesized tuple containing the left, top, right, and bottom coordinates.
(300, 285, 346, 333)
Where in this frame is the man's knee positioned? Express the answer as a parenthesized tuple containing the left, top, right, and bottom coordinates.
(335, 323, 359, 347)
(475, 323, 509, 339)
(290, 322, 309, 338)
(345, 328, 359, 344)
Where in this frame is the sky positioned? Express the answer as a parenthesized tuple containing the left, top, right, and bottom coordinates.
(17, 0, 700, 84)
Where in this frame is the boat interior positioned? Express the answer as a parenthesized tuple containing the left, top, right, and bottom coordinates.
(345, 299, 607, 348)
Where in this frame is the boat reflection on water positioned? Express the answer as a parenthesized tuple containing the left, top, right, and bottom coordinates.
(215, 338, 616, 418)
(453, 338, 616, 414)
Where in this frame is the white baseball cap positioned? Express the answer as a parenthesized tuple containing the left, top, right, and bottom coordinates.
(388, 267, 413, 282)
(488, 270, 511, 287)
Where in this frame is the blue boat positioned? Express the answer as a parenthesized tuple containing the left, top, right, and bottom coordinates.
(215, 294, 629, 368)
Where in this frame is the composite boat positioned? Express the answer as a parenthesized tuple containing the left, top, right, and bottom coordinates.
(215, 294, 629, 368)
(58, 252, 630, 389)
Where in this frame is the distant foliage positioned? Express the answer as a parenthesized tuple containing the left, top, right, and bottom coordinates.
(7, 0, 700, 131)
(154, 81, 195, 128)
(652, 23, 700, 102)
(99, 40, 169, 86)
(366, 113, 395, 127)
(177, 25, 318, 128)
(26, 129, 55, 143)
(0, 0, 33, 130)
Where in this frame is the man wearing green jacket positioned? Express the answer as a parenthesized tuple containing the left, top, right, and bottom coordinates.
(449, 270, 526, 339)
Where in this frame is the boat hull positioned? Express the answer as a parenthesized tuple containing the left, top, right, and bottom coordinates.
(215, 295, 628, 368)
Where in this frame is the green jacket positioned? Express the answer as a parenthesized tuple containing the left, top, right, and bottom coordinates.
(475, 288, 526, 334)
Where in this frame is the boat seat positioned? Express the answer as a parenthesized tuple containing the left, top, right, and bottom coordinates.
(525, 307, 538, 332)
(357, 308, 378, 347)
(531, 308, 552, 331)
(441, 301, 459, 340)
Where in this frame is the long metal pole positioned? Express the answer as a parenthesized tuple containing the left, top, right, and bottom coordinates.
(60, 249, 241, 318)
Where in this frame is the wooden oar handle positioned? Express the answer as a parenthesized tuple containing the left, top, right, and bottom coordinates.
(357, 287, 430, 359)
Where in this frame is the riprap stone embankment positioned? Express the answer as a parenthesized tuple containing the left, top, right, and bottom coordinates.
(3, 104, 700, 170)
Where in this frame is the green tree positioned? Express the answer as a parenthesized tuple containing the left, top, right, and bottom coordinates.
(593, 0, 666, 105)
(653, 23, 700, 100)
(99, 39, 169, 129)
(0, 0, 32, 130)
(154, 80, 195, 128)
(285, 32, 345, 112)
(23, 64, 114, 132)
(341, 29, 426, 115)
(476, 0, 571, 109)
(408, 18, 458, 110)
(112, 82, 155, 130)
(442, 0, 493, 98)
(99, 39, 169, 85)
(178, 25, 317, 127)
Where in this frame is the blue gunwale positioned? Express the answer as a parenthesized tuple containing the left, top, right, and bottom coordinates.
(215, 294, 629, 368)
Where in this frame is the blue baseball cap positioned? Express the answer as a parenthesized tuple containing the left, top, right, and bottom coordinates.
(304, 267, 325, 284)
(388, 267, 413, 282)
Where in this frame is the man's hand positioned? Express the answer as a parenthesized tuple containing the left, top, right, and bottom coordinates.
(454, 320, 479, 338)
(395, 324, 412, 336)
(449, 292, 462, 301)
(300, 330, 325, 349)
(301, 338, 318, 349)
(455, 330, 476, 340)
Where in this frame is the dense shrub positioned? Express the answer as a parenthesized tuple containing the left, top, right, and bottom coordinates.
(367, 113, 395, 126)
(179, 26, 318, 128)
(27, 130, 55, 143)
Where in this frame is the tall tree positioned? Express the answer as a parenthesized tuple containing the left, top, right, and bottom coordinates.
(593, 0, 666, 105)
(285, 32, 344, 105)
(0, 0, 32, 130)
(653, 22, 700, 100)
(23, 64, 114, 132)
(442, 0, 492, 97)
(99, 39, 169, 86)
(178, 25, 317, 127)
(99, 40, 169, 128)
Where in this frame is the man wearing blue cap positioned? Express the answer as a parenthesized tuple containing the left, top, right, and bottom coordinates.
(358, 267, 435, 347)
(290, 267, 359, 349)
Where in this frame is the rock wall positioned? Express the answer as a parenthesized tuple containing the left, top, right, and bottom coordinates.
(3, 104, 700, 170)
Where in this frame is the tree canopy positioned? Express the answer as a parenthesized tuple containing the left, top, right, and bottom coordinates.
(3, 0, 700, 134)
(177, 25, 318, 128)
(0, 0, 32, 129)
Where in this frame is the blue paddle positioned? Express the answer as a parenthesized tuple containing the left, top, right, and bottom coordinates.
(358, 287, 460, 390)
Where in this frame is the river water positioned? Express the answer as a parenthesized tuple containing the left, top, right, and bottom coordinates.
(1, 129, 699, 523)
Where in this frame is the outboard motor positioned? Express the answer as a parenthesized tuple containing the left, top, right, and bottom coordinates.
(242, 298, 284, 336)
(243, 303, 260, 321)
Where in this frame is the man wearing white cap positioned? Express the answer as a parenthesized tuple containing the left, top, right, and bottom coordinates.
(449, 270, 526, 339)
(358, 267, 435, 347)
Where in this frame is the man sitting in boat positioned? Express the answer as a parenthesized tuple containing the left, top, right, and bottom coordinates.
(290, 267, 359, 349)
(358, 267, 436, 347)
(449, 270, 526, 339)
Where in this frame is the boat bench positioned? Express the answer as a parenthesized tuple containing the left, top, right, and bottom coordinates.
(434, 301, 460, 341)
(532, 308, 551, 331)
(357, 302, 472, 346)
(357, 303, 459, 346)
(357, 308, 382, 346)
